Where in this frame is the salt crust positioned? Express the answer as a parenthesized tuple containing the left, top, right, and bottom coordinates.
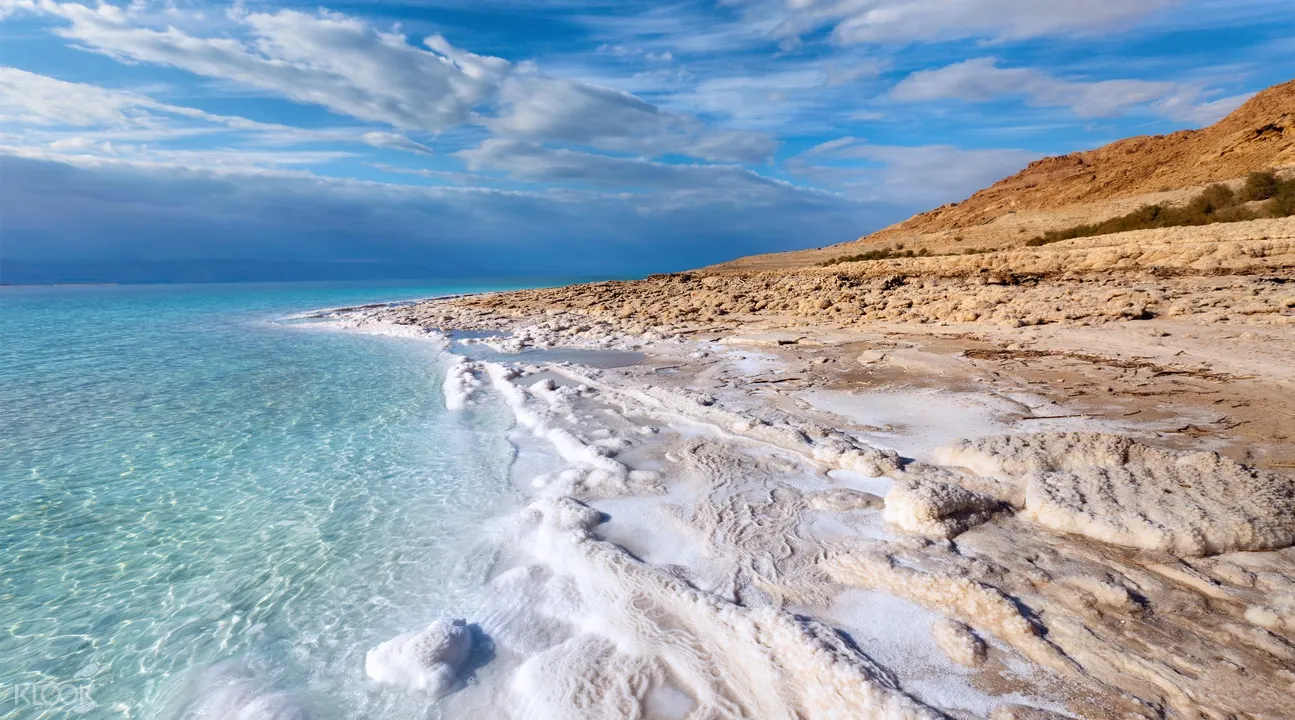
(883, 469, 1001, 539)
(935, 432, 1295, 555)
(365, 618, 473, 696)
(442, 356, 481, 410)
(336, 309, 1295, 718)
(502, 497, 942, 720)
(930, 618, 987, 668)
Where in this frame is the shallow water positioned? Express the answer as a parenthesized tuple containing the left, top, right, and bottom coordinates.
(0, 281, 567, 720)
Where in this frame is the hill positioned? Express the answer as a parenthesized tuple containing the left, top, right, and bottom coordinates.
(718, 79, 1295, 271)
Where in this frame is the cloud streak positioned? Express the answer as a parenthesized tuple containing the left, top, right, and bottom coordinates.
(790, 137, 1042, 206)
(891, 58, 1250, 123)
(764, 0, 1181, 45)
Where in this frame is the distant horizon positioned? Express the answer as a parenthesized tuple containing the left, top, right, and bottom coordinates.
(0, 266, 633, 287)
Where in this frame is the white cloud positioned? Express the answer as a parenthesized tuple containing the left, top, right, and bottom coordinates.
(2, 141, 354, 175)
(489, 74, 776, 162)
(456, 138, 788, 190)
(764, 0, 1180, 45)
(675, 60, 886, 130)
(361, 131, 434, 155)
(0, 66, 158, 126)
(0, 67, 438, 159)
(1154, 90, 1254, 126)
(790, 137, 1041, 205)
(11, 1, 769, 162)
(891, 58, 1243, 123)
(23, 1, 508, 132)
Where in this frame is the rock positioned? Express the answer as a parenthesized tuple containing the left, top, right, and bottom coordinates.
(365, 618, 474, 696)
(884, 469, 1001, 539)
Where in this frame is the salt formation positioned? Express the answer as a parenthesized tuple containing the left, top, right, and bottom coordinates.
(365, 618, 473, 696)
(556, 366, 902, 477)
(335, 290, 1295, 720)
(308, 308, 449, 345)
(483, 362, 631, 485)
(883, 469, 1001, 538)
(822, 550, 1073, 676)
(930, 618, 986, 668)
(935, 432, 1295, 555)
(806, 488, 884, 512)
(501, 496, 942, 720)
(442, 356, 481, 410)
(1246, 593, 1295, 631)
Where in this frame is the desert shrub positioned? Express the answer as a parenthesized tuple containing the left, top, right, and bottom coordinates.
(1191, 183, 1236, 215)
(819, 245, 929, 266)
(1270, 179, 1295, 217)
(1243, 170, 1279, 201)
(1021, 178, 1294, 247)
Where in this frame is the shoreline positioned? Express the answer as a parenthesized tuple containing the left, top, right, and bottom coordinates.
(328, 279, 1295, 718)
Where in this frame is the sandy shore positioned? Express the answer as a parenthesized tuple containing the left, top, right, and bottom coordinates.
(314, 253, 1295, 720)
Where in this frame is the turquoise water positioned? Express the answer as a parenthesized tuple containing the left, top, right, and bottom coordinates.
(0, 281, 555, 719)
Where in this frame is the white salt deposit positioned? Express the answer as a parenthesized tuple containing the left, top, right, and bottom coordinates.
(883, 469, 1001, 539)
(812, 589, 1039, 718)
(364, 618, 473, 696)
(483, 362, 629, 482)
(442, 356, 481, 410)
(931, 618, 987, 668)
(798, 388, 1022, 461)
(304, 313, 449, 346)
(936, 433, 1295, 555)
(823, 551, 1073, 677)
(327, 309, 1295, 718)
(496, 496, 944, 720)
(827, 468, 895, 497)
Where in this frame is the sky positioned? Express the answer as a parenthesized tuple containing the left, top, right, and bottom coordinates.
(0, 0, 1292, 283)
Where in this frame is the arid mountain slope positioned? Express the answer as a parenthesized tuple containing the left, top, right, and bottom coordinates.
(719, 79, 1295, 271)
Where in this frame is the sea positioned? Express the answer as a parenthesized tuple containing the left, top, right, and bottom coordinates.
(0, 280, 574, 720)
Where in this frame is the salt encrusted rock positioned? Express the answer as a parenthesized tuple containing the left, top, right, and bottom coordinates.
(1244, 594, 1295, 631)
(884, 470, 1001, 539)
(812, 436, 902, 477)
(365, 618, 474, 696)
(935, 432, 1295, 556)
(931, 618, 987, 668)
(543, 497, 605, 532)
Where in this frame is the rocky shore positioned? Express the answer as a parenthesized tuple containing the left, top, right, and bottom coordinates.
(334, 230, 1295, 716)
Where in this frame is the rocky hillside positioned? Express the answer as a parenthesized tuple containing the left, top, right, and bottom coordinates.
(718, 78, 1295, 271)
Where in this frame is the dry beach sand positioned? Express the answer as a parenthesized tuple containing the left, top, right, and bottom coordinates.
(335, 82, 1295, 719)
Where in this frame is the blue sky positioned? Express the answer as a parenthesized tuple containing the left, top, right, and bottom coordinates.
(1, 0, 1292, 282)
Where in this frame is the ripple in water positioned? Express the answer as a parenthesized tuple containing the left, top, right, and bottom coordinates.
(0, 283, 537, 719)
